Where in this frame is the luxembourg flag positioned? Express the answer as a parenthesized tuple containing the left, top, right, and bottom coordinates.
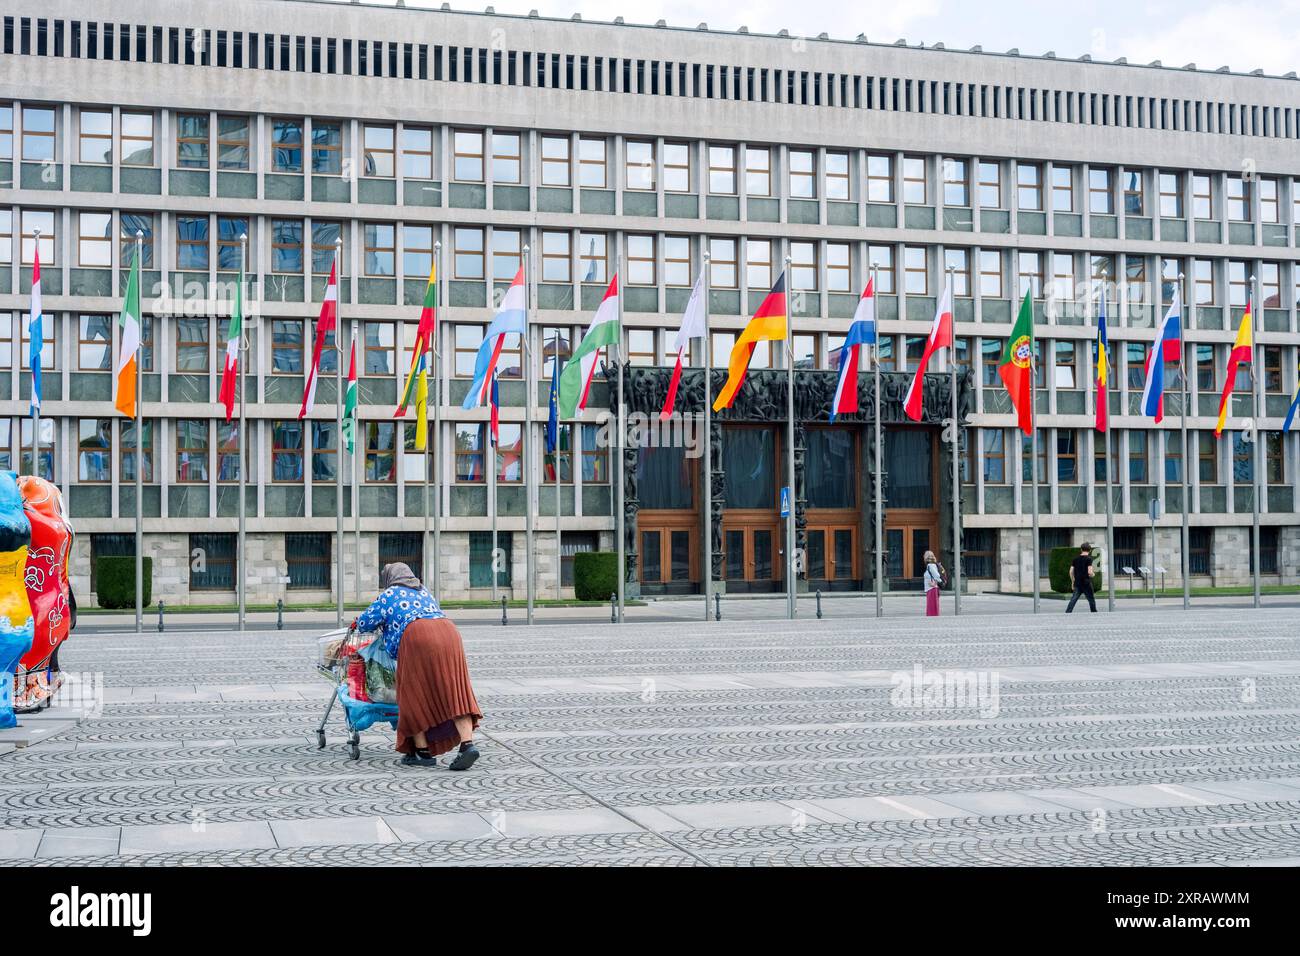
(830, 278, 876, 421)
(903, 277, 953, 421)
(659, 270, 706, 421)
(1139, 286, 1183, 423)
(462, 267, 527, 410)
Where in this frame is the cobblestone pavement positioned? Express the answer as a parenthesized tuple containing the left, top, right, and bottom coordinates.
(3, 606, 1299, 866)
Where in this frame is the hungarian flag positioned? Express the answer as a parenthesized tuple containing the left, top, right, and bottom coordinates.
(999, 291, 1035, 436)
(831, 277, 876, 421)
(660, 270, 706, 420)
(1215, 297, 1253, 437)
(903, 278, 953, 421)
(218, 255, 244, 422)
(1094, 285, 1109, 433)
(28, 246, 43, 415)
(713, 272, 787, 411)
(396, 260, 437, 418)
(559, 274, 620, 419)
(343, 327, 359, 454)
(299, 256, 339, 418)
(114, 245, 142, 418)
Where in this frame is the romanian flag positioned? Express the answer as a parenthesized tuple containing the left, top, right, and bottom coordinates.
(114, 246, 142, 418)
(1094, 285, 1109, 433)
(1214, 297, 1254, 437)
(999, 291, 1035, 436)
(713, 272, 787, 412)
(396, 260, 437, 418)
(1283, 364, 1300, 433)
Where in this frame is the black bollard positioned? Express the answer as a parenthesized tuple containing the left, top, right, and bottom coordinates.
(714, 591, 721, 621)
(276, 598, 284, 631)
(501, 595, 508, 626)
(815, 589, 823, 620)
(157, 601, 165, 632)
(610, 592, 616, 624)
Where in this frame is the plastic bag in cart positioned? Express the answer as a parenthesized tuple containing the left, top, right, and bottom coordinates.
(359, 639, 397, 704)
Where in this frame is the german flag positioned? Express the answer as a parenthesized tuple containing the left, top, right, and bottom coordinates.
(713, 272, 788, 411)
(1214, 296, 1253, 437)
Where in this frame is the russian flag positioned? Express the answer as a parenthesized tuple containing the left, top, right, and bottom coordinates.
(830, 278, 876, 421)
(1139, 286, 1183, 423)
(462, 267, 527, 409)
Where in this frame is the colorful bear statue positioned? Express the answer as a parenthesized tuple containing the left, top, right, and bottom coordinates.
(0, 471, 34, 729)
(14, 475, 74, 712)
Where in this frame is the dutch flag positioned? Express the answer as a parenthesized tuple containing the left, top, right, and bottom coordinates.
(830, 278, 876, 421)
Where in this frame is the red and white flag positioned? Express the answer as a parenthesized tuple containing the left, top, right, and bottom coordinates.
(659, 270, 707, 420)
(299, 257, 339, 419)
(902, 278, 953, 421)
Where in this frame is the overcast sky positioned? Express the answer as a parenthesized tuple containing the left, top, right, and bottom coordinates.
(326, 0, 1300, 76)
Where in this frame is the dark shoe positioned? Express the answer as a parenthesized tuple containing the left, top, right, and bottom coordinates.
(400, 751, 437, 767)
(448, 743, 480, 771)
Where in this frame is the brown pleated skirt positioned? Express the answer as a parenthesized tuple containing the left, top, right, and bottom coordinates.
(394, 617, 483, 756)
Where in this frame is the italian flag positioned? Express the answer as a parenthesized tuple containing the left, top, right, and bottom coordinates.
(114, 247, 142, 418)
(558, 274, 620, 420)
(343, 326, 359, 454)
(218, 258, 244, 421)
(999, 291, 1036, 436)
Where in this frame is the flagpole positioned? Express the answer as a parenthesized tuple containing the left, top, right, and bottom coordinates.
(429, 240, 440, 601)
(784, 254, 795, 620)
(1251, 273, 1262, 608)
(1179, 272, 1190, 610)
(30, 229, 40, 479)
(238, 234, 248, 631)
(490, 381, 498, 603)
(523, 244, 535, 626)
(1102, 284, 1115, 613)
(334, 236, 344, 627)
(872, 263, 883, 619)
(947, 267, 961, 616)
(703, 252, 713, 622)
(1030, 292, 1040, 614)
(352, 325, 361, 606)
(616, 259, 626, 625)
(555, 370, 562, 602)
(130, 232, 143, 633)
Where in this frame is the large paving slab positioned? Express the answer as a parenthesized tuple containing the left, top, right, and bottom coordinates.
(3, 604, 1300, 865)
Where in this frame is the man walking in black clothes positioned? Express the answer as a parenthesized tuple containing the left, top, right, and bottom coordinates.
(1066, 543, 1098, 613)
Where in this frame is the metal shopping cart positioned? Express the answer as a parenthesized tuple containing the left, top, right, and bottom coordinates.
(314, 624, 399, 761)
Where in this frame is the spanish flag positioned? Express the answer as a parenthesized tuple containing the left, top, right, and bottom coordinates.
(713, 272, 788, 411)
(1214, 297, 1253, 437)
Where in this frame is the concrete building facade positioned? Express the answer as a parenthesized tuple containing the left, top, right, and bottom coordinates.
(2, 0, 1298, 606)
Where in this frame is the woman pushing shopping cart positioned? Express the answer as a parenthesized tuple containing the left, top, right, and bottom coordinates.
(315, 562, 482, 768)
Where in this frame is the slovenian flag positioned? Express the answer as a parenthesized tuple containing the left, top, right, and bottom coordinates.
(462, 267, 526, 410)
(660, 270, 706, 420)
(903, 276, 953, 421)
(299, 256, 339, 419)
(1139, 286, 1183, 423)
(830, 278, 876, 421)
(1214, 296, 1253, 438)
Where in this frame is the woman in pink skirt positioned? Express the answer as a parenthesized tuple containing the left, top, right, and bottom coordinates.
(923, 550, 943, 616)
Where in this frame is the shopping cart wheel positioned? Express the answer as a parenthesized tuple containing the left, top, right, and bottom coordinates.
(348, 730, 360, 761)
(349, 742, 360, 761)
(316, 730, 326, 749)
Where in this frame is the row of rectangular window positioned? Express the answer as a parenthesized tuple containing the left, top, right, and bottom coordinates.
(6, 16, 1299, 139)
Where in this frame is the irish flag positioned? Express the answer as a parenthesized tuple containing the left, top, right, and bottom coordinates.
(999, 291, 1036, 436)
(218, 256, 244, 421)
(299, 257, 339, 419)
(559, 274, 620, 419)
(1214, 297, 1253, 438)
(343, 327, 358, 454)
(114, 246, 142, 418)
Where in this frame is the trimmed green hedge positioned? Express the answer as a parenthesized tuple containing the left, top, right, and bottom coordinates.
(1049, 546, 1104, 594)
(95, 556, 153, 609)
(573, 551, 618, 602)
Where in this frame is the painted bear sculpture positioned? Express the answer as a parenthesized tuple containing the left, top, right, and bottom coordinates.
(0, 472, 34, 728)
(13, 476, 75, 713)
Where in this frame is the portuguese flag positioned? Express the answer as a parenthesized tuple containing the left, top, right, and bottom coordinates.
(999, 291, 1036, 436)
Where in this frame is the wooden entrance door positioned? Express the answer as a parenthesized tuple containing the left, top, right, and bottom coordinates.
(722, 518, 782, 591)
